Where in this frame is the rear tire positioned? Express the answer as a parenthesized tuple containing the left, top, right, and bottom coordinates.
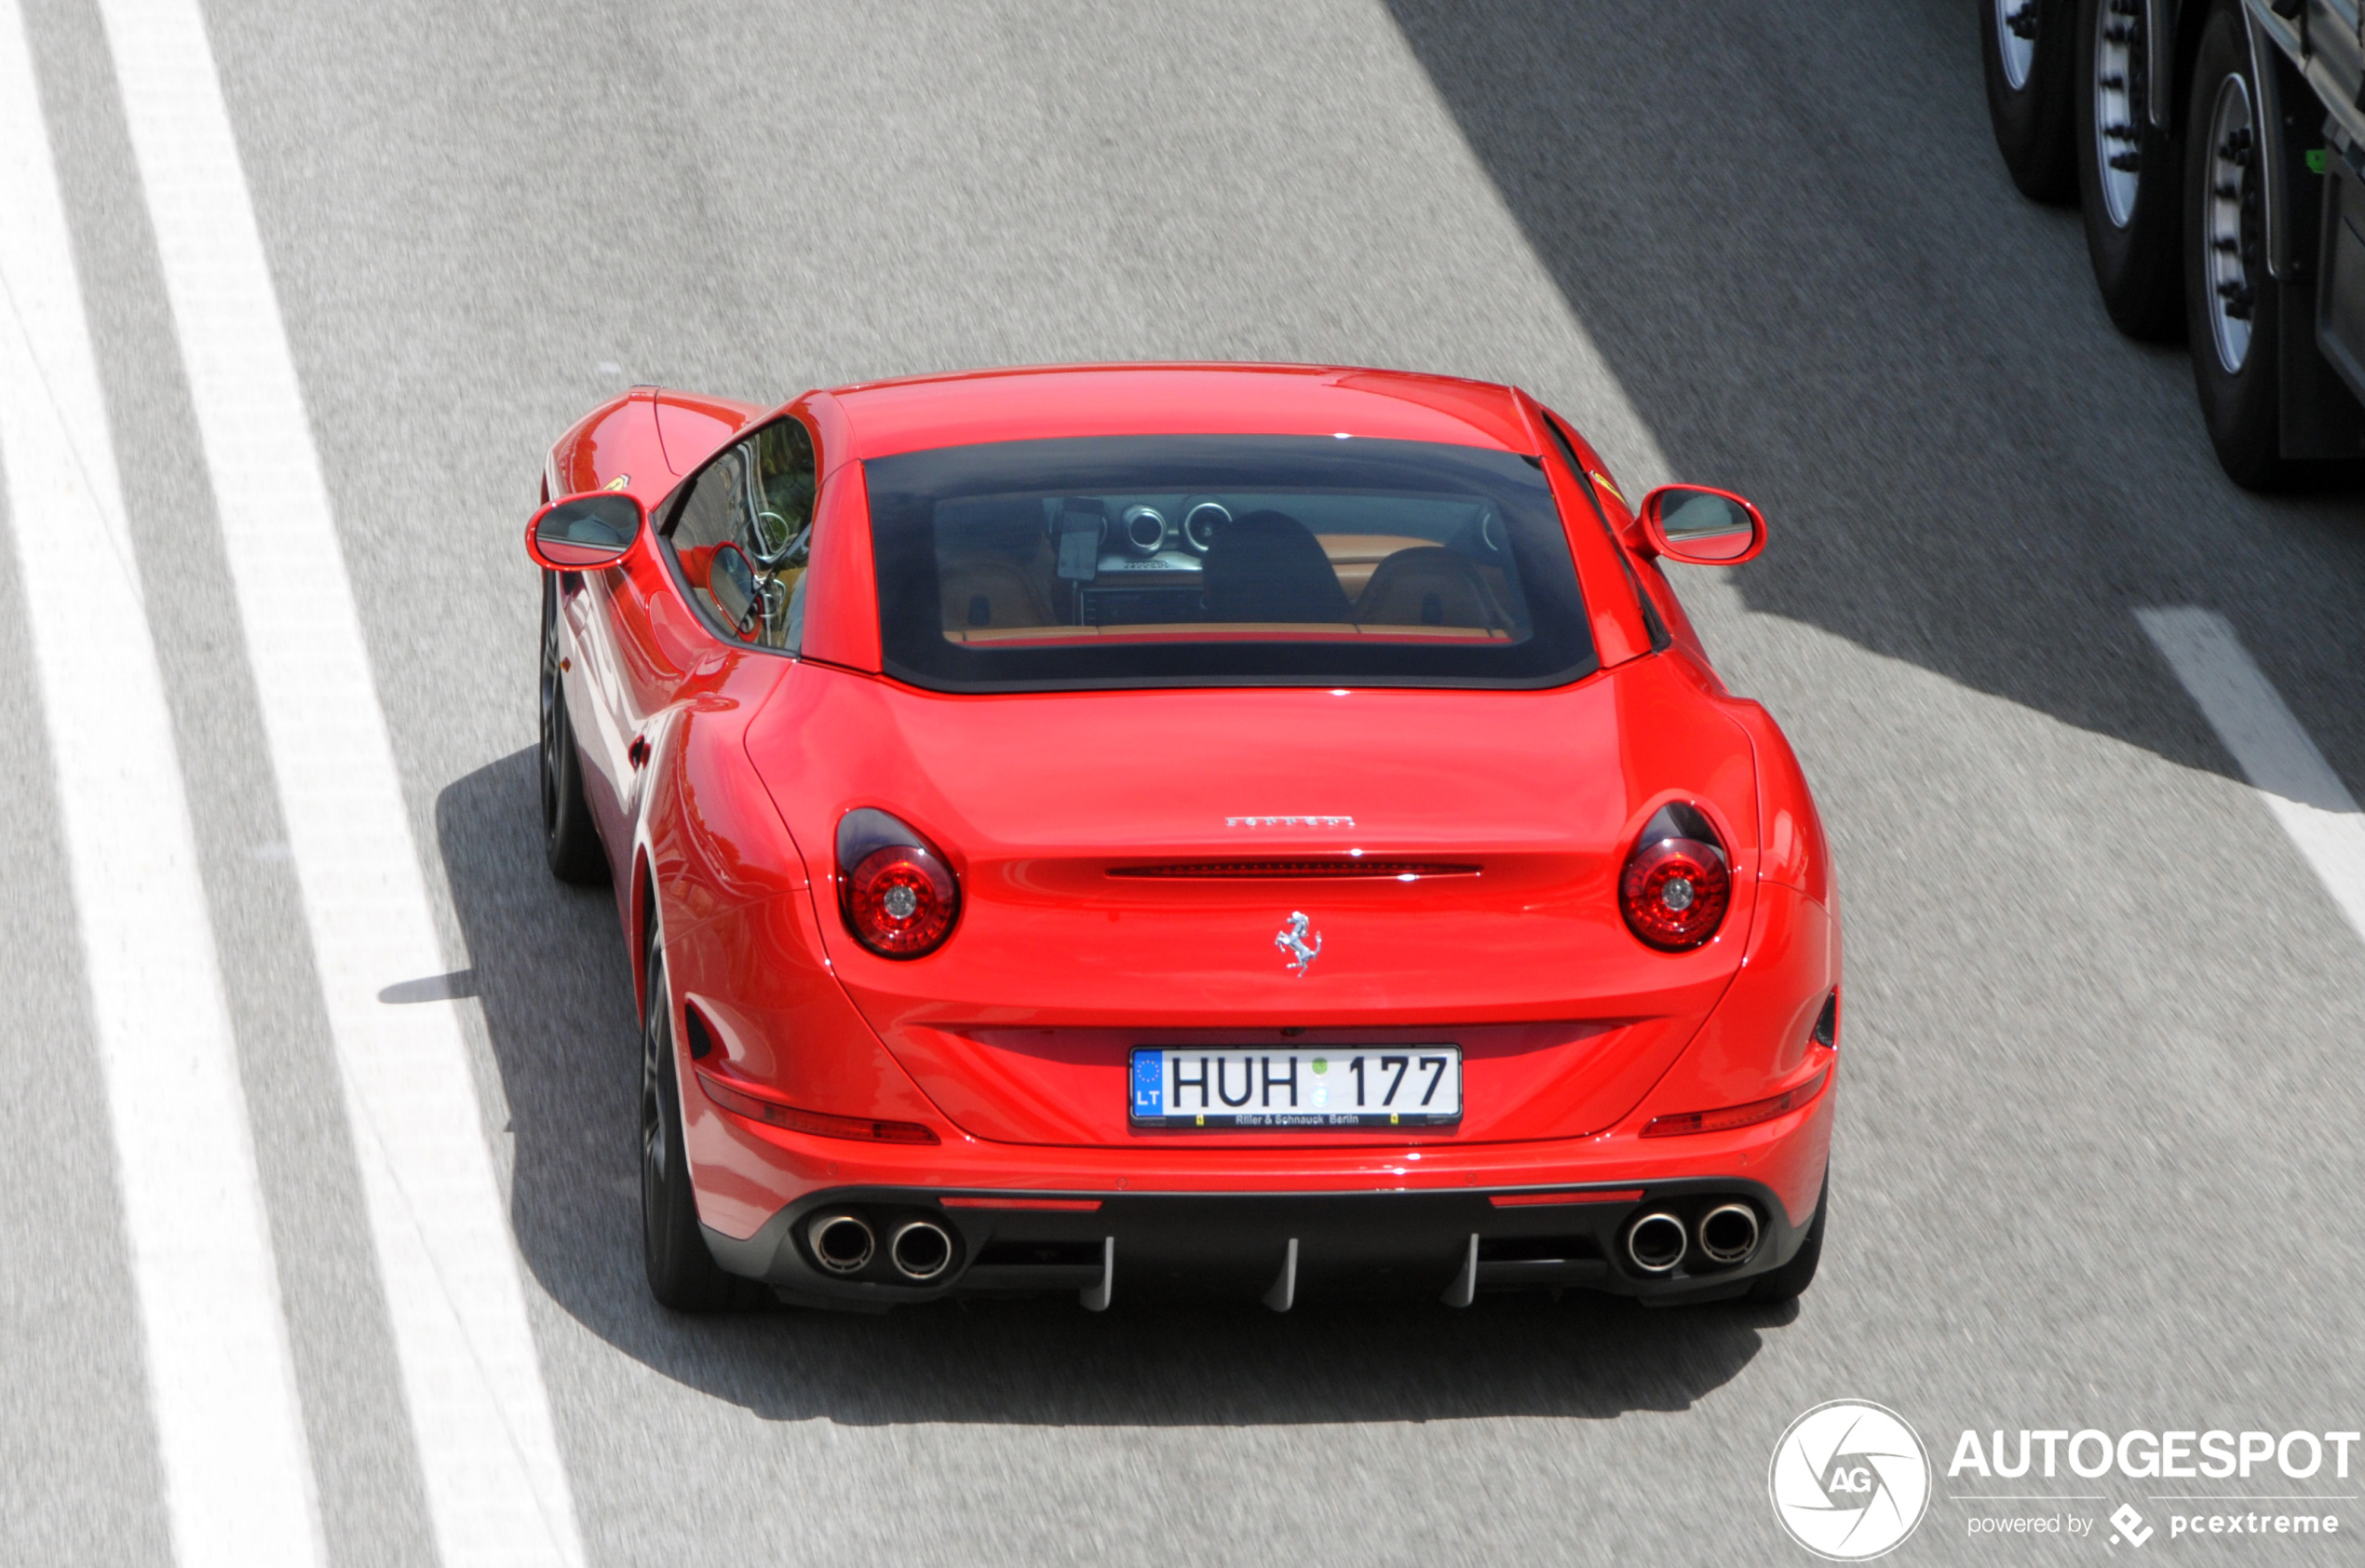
(641, 931, 761, 1311)
(2183, 1, 2291, 489)
(2074, 0, 2184, 339)
(539, 574, 606, 885)
(1982, 0, 2078, 203)
(1746, 1173, 1827, 1304)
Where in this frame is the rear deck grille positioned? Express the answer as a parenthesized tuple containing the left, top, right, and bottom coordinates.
(1108, 859, 1479, 880)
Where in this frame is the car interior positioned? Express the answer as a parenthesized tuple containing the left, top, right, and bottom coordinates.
(663, 420, 816, 652)
(933, 492, 1523, 643)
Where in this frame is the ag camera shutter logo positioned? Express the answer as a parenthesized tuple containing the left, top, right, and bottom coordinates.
(1769, 1400, 1932, 1560)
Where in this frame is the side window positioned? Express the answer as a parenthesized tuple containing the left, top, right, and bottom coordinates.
(1540, 412, 1669, 652)
(661, 417, 816, 654)
(750, 419, 816, 560)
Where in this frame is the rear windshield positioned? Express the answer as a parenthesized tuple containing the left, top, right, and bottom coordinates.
(865, 435, 1596, 692)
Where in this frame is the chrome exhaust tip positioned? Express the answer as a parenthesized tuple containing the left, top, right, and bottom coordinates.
(1625, 1210, 1688, 1275)
(1696, 1202, 1762, 1266)
(1702, 1206, 1759, 1267)
(888, 1218, 954, 1281)
(806, 1211, 875, 1275)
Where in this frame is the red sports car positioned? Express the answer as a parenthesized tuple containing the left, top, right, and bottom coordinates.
(525, 364, 1839, 1314)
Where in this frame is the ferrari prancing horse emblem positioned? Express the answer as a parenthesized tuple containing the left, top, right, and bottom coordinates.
(1275, 911, 1322, 975)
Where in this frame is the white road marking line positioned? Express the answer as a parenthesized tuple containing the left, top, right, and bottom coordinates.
(2137, 606, 2365, 944)
(94, 4, 586, 1564)
(0, 4, 322, 1563)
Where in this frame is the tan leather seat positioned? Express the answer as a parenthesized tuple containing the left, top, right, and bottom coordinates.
(941, 560, 1055, 631)
(1202, 510, 1353, 623)
(1354, 547, 1508, 629)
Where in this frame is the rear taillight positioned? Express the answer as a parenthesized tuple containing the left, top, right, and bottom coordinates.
(1640, 1066, 1828, 1137)
(696, 1069, 940, 1143)
(837, 808, 960, 959)
(1618, 803, 1731, 951)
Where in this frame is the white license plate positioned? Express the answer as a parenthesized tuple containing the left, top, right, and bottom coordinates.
(1128, 1046, 1461, 1129)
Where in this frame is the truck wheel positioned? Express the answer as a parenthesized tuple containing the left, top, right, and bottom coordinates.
(2074, 0, 2184, 338)
(2184, 1, 2288, 488)
(1982, 0, 2077, 203)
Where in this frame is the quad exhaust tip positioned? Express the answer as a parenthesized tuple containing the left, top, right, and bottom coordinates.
(889, 1218, 954, 1281)
(1697, 1203, 1761, 1266)
(807, 1212, 875, 1275)
(1626, 1210, 1688, 1274)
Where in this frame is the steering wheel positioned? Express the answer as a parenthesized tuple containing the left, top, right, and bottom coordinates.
(751, 508, 800, 567)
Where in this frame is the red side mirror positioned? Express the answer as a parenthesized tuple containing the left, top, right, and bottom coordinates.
(525, 492, 644, 571)
(1635, 485, 1766, 566)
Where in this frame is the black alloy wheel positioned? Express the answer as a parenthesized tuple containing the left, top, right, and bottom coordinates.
(641, 931, 761, 1310)
(1982, 0, 2079, 203)
(2074, 0, 2185, 338)
(539, 574, 606, 885)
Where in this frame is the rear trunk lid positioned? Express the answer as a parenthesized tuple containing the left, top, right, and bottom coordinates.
(747, 656, 1759, 1146)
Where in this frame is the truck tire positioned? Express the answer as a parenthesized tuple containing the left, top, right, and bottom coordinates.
(1982, 0, 2078, 203)
(2183, 1, 2288, 488)
(2075, 0, 2185, 338)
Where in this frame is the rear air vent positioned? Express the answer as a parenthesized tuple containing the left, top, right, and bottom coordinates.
(682, 1002, 718, 1061)
(1108, 860, 1479, 880)
(1479, 1235, 1601, 1264)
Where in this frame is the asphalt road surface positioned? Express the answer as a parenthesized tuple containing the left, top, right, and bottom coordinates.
(5, 1, 2364, 1564)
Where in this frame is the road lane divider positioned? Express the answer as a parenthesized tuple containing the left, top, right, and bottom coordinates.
(2138, 607, 2365, 945)
(92, 2, 586, 1564)
(0, 3, 323, 1562)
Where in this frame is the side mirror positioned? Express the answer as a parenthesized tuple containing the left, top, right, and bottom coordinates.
(708, 541, 761, 640)
(1635, 485, 1766, 566)
(525, 492, 643, 571)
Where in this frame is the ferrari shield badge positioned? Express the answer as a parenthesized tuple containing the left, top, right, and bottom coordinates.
(1274, 911, 1322, 975)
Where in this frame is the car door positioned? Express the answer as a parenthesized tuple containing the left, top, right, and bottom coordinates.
(594, 416, 819, 827)
(586, 550, 706, 840)
(554, 561, 629, 862)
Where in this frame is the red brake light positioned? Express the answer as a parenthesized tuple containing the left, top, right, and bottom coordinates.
(696, 1069, 939, 1143)
(1618, 803, 1730, 951)
(1640, 1067, 1829, 1138)
(837, 808, 960, 958)
(1489, 1188, 1646, 1208)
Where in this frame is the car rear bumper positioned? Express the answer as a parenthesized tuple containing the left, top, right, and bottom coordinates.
(704, 1173, 1818, 1309)
(691, 1081, 1833, 1309)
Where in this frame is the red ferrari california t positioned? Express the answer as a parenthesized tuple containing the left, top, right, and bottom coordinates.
(525, 364, 1839, 1314)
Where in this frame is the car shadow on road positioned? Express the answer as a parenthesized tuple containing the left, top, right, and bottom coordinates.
(1379, 0, 2365, 789)
(439, 748, 1785, 1426)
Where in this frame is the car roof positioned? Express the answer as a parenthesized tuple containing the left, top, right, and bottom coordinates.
(822, 363, 1537, 460)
